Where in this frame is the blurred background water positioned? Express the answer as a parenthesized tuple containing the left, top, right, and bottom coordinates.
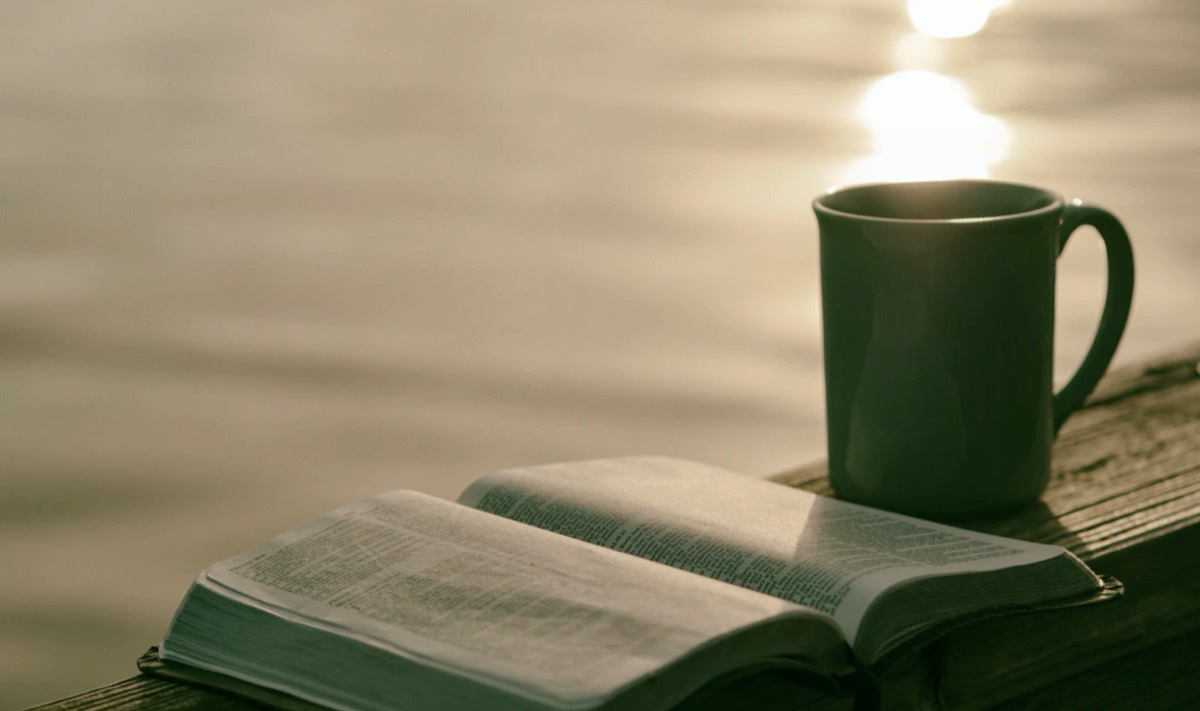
(2, 0, 1197, 705)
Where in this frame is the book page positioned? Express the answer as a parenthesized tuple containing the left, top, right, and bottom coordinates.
(458, 457, 1075, 645)
(194, 491, 837, 708)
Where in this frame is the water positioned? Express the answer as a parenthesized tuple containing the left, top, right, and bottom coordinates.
(2, 0, 1197, 705)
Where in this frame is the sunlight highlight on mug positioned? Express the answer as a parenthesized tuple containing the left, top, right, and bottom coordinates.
(907, 0, 1012, 38)
(841, 70, 1010, 183)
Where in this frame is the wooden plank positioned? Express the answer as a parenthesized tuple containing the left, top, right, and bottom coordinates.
(992, 629, 1200, 711)
(25, 676, 257, 711)
(30, 343, 1200, 710)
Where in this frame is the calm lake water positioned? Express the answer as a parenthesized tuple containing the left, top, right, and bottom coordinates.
(3, 0, 1198, 704)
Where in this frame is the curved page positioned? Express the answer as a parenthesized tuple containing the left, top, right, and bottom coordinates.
(169, 491, 842, 709)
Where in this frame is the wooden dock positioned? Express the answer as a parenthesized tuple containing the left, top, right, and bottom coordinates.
(30, 342, 1200, 709)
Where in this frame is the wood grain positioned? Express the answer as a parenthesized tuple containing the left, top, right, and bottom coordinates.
(26, 676, 255, 711)
(30, 343, 1200, 709)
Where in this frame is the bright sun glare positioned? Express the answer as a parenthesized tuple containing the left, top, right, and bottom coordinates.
(842, 70, 1010, 183)
(907, 0, 1012, 39)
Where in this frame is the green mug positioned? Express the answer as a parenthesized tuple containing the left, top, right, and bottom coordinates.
(813, 180, 1134, 518)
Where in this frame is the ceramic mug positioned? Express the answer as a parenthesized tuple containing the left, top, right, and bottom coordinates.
(813, 179, 1134, 518)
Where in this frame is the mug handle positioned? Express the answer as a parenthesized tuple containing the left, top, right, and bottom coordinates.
(1052, 200, 1135, 433)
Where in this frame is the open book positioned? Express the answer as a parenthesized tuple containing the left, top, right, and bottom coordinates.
(153, 457, 1116, 710)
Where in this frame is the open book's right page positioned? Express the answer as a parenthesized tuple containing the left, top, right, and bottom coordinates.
(459, 457, 1101, 656)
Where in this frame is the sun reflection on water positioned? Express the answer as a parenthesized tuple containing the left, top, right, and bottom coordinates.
(838, 0, 1015, 183)
(907, 0, 1012, 39)
(842, 70, 1010, 183)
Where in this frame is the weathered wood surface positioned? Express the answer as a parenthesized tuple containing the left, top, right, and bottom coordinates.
(24, 676, 260, 711)
(29, 342, 1200, 710)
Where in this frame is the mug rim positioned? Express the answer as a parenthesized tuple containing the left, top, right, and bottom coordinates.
(813, 178, 1064, 225)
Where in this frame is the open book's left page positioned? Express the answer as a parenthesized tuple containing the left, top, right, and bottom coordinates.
(163, 491, 846, 710)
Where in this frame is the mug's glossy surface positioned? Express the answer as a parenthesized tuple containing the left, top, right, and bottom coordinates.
(814, 180, 1133, 518)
